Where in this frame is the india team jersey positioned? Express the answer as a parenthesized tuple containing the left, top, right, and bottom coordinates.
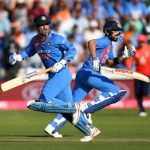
(82, 36, 114, 70)
(20, 32, 76, 69)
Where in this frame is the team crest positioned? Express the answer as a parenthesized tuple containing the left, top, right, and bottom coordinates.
(41, 16, 46, 20)
(47, 42, 51, 46)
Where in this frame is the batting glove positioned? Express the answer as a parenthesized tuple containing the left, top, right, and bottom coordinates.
(92, 57, 100, 72)
(9, 52, 22, 65)
(122, 45, 136, 58)
(52, 59, 67, 73)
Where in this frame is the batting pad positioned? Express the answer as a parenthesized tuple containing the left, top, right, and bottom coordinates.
(52, 119, 67, 133)
(27, 101, 76, 113)
(84, 90, 127, 114)
(63, 112, 93, 135)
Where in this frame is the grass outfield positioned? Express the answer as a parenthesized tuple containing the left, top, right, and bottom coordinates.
(0, 109, 150, 150)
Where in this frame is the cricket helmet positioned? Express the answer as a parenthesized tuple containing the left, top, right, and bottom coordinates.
(34, 14, 51, 27)
(103, 20, 123, 41)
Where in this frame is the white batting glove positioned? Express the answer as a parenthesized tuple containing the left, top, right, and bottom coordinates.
(9, 52, 22, 65)
(52, 59, 67, 73)
(92, 57, 100, 72)
(122, 45, 136, 58)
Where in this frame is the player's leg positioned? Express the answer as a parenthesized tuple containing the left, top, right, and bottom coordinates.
(72, 70, 92, 103)
(27, 99, 77, 113)
(80, 75, 127, 113)
(72, 74, 93, 123)
(134, 79, 147, 117)
(44, 69, 93, 137)
(45, 83, 73, 137)
(84, 90, 126, 113)
(62, 111, 101, 142)
(45, 113, 66, 138)
(27, 68, 77, 114)
(27, 67, 88, 138)
(38, 88, 100, 142)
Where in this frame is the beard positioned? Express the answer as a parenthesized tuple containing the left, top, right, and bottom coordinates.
(109, 36, 118, 42)
(110, 34, 120, 42)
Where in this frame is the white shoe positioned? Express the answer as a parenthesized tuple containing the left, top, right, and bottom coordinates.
(45, 125, 62, 138)
(72, 103, 80, 125)
(139, 112, 147, 117)
(80, 127, 101, 142)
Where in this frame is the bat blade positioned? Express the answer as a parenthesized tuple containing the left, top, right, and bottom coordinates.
(1, 67, 52, 92)
(101, 67, 150, 83)
(1, 73, 38, 92)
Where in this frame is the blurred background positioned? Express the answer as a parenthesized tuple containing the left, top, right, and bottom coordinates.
(0, 0, 150, 116)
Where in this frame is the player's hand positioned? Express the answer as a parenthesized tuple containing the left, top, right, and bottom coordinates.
(9, 52, 22, 65)
(52, 59, 67, 73)
(92, 57, 100, 72)
(122, 45, 136, 58)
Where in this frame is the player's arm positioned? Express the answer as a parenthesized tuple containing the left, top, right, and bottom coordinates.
(61, 39, 77, 63)
(88, 39, 97, 58)
(52, 38, 77, 73)
(105, 45, 136, 67)
(88, 39, 100, 71)
(9, 38, 36, 65)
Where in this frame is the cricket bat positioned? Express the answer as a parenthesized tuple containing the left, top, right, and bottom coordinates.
(1, 67, 52, 92)
(101, 66, 150, 83)
(1, 66, 149, 92)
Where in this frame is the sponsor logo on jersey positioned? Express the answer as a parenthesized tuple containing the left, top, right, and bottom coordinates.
(37, 49, 51, 59)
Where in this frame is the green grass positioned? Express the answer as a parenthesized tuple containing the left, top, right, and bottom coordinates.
(0, 109, 150, 150)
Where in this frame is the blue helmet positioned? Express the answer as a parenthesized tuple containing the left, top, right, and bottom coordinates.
(34, 14, 52, 36)
(34, 14, 51, 27)
(103, 20, 123, 41)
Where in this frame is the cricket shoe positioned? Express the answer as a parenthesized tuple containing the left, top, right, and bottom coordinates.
(72, 103, 80, 125)
(139, 111, 147, 117)
(45, 124, 62, 138)
(80, 127, 101, 142)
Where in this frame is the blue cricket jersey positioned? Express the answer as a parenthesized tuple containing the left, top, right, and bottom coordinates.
(82, 36, 114, 71)
(20, 32, 77, 69)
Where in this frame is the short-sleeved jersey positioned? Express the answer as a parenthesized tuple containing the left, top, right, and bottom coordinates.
(21, 32, 77, 69)
(82, 36, 114, 71)
(134, 45, 150, 76)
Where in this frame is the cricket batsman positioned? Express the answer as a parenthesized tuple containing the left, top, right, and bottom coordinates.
(44, 19, 136, 142)
(9, 14, 100, 142)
